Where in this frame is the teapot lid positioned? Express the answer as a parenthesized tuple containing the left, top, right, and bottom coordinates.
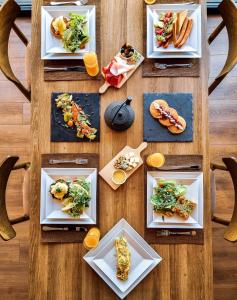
(104, 97, 135, 131)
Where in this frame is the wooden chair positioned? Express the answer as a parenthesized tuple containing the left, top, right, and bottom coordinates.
(0, 0, 31, 101)
(0, 156, 30, 241)
(211, 157, 237, 242)
(208, 0, 237, 95)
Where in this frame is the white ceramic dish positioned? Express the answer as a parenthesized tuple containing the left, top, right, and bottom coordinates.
(147, 171, 203, 229)
(84, 219, 162, 299)
(40, 167, 97, 224)
(41, 5, 96, 60)
(147, 4, 202, 58)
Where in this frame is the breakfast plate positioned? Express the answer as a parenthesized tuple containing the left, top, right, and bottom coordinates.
(40, 167, 97, 224)
(41, 5, 96, 60)
(84, 219, 162, 299)
(147, 4, 202, 58)
(147, 171, 203, 229)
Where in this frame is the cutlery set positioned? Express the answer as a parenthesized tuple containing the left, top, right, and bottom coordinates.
(157, 230, 197, 237)
(42, 225, 88, 232)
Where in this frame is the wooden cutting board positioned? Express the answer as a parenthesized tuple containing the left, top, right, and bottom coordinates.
(99, 142, 147, 190)
(99, 48, 144, 94)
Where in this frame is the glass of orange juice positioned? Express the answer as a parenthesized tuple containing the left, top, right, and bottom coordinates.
(146, 153, 165, 168)
(83, 227, 100, 250)
(83, 52, 99, 77)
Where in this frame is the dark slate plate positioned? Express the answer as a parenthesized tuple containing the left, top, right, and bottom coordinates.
(144, 93, 193, 142)
(51, 92, 100, 142)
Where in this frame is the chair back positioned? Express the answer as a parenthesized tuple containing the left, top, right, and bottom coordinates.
(0, 156, 18, 241)
(0, 0, 30, 100)
(217, 0, 237, 79)
(222, 157, 237, 242)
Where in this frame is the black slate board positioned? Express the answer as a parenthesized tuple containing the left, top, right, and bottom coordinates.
(51, 93, 100, 142)
(143, 93, 193, 142)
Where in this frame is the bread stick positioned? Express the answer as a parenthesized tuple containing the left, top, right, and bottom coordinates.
(174, 17, 188, 47)
(177, 19, 193, 48)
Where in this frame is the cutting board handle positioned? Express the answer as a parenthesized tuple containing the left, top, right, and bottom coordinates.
(99, 82, 110, 94)
(136, 142, 148, 154)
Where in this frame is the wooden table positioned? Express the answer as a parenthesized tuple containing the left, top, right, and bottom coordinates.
(30, 1, 213, 299)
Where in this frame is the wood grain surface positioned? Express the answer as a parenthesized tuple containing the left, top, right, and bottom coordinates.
(30, 1, 212, 300)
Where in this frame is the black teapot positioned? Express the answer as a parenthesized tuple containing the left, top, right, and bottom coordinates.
(104, 96, 135, 131)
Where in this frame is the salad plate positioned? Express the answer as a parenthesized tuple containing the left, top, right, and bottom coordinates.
(84, 219, 162, 299)
(147, 4, 202, 58)
(147, 171, 203, 229)
(41, 5, 96, 60)
(40, 167, 97, 224)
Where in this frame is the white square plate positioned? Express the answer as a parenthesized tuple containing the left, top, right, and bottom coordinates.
(41, 5, 96, 60)
(147, 172, 203, 229)
(147, 4, 202, 58)
(40, 168, 97, 224)
(84, 219, 162, 299)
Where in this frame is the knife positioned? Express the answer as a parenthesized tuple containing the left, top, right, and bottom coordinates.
(156, 165, 201, 171)
(44, 66, 86, 72)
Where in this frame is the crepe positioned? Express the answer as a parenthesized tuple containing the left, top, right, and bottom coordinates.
(115, 236, 131, 281)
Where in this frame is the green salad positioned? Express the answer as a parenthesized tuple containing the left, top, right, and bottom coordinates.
(150, 180, 196, 220)
(50, 178, 91, 218)
(63, 13, 89, 53)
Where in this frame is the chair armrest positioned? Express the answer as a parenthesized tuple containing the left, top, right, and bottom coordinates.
(210, 162, 227, 171)
(10, 214, 29, 225)
(12, 162, 30, 170)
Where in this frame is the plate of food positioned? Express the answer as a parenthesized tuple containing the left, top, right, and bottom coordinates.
(147, 172, 203, 229)
(147, 4, 202, 58)
(99, 44, 144, 94)
(99, 142, 147, 190)
(41, 5, 96, 59)
(143, 93, 193, 142)
(40, 167, 97, 224)
(51, 93, 100, 142)
(84, 219, 162, 299)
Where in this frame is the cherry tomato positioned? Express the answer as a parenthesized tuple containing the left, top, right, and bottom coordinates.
(157, 40, 163, 47)
(156, 28, 164, 35)
(67, 120, 73, 127)
(165, 11, 172, 18)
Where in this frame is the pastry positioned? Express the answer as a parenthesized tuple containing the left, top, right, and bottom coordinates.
(149, 99, 169, 119)
(168, 116, 186, 134)
(159, 107, 179, 127)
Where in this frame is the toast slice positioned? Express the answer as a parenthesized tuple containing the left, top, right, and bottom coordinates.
(177, 10, 188, 34)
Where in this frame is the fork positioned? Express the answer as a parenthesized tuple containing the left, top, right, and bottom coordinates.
(50, 0, 88, 5)
(49, 158, 88, 165)
(155, 63, 193, 70)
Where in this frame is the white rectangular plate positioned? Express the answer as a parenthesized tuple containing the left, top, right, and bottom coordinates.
(147, 4, 202, 58)
(147, 171, 203, 229)
(84, 219, 162, 299)
(40, 168, 97, 224)
(41, 5, 96, 60)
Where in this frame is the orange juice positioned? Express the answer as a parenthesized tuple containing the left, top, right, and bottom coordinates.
(146, 153, 165, 168)
(83, 227, 100, 250)
(83, 52, 99, 77)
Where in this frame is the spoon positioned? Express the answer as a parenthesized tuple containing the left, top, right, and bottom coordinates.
(50, 0, 88, 5)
